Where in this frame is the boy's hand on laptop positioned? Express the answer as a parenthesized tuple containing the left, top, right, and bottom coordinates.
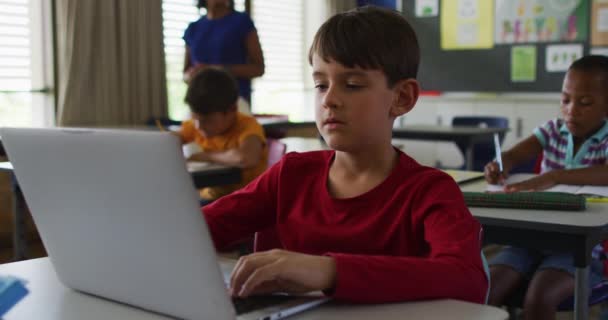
(504, 172, 557, 192)
(229, 249, 336, 298)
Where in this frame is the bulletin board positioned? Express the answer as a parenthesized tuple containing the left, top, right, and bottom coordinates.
(401, 0, 606, 92)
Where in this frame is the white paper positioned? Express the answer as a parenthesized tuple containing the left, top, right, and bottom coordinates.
(182, 141, 202, 159)
(485, 173, 608, 197)
(545, 44, 583, 72)
(591, 47, 608, 56)
(577, 186, 608, 197)
(458, 23, 479, 44)
(416, 0, 438, 17)
(599, 8, 608, 32)
(458, 0, 479, 19)
(186, 161, 211, 171)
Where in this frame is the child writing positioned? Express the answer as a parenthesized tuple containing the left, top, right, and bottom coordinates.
(178, 68, 268, 202)
(485, 55, 608, 319)
(202, 6, 488, 303)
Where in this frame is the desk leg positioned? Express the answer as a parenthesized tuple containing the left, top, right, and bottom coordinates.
(574, 266, 589, 320)
(465, 142, 474, 171)
(11, 174, 27, 261)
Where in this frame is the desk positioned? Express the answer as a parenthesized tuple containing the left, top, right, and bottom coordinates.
(462, 180, 608, 320)
(256, 118, 316, 131)
(281, 137, 327, 153)
(0, 258, 508, 320)
(0, 161, 240, 261)
(392, 125, 509, 170)
(0, 137, 5, 157)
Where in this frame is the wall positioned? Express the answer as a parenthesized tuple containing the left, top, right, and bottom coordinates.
(396, 94, 561, 168)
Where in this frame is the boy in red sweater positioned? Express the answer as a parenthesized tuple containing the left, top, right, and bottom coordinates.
(203, 6, 488, 304)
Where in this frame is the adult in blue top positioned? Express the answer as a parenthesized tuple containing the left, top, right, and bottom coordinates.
(183, 0, 265, 105)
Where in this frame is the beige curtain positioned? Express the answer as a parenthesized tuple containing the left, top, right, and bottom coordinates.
(325, 0, 357, 15)
(55, 0, 168, 126)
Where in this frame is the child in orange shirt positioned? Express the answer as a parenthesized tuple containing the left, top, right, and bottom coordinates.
(178, 68, 268, 201)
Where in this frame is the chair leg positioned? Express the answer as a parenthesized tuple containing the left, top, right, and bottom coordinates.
(599, 301, 608, 320)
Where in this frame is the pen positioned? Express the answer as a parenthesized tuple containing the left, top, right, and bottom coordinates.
(155, 120, 167, 132)
(493, 133, 503, 173)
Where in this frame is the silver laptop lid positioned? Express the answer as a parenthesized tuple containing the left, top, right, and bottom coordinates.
(0, 127, 235, 320)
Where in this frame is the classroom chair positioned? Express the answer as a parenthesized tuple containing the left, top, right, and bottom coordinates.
(253, 138, 287, 252)
(452, 116, 509, 171)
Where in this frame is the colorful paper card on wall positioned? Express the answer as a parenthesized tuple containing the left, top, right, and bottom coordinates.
(592, 0, 608, 46)
(495, 0, 589, 44)
(416, 0, 438, 17)
(511, 46, 537, 82)
(440, 0, 494, 50)
(546, 44, 583, 72)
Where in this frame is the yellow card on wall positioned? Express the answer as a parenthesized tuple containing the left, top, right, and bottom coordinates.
(441, 0, 494, 50)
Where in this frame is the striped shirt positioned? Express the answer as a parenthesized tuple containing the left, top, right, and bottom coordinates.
(534, 118, 608, 268)
(533, 118, 608, 174)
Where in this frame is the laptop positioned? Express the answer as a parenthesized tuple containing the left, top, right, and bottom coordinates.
(0, 127, 329, 320)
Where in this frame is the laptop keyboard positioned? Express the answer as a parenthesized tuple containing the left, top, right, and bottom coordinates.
(232, 295, 297, 315)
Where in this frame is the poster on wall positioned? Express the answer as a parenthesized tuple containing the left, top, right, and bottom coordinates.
(546, 44, 583, 72)
(511, 46, 537, 82)
(416, 0, 439, 17)
(441, 0, 494, 50)
(591, 0, 608, 46)
(495, 0, 589, 44)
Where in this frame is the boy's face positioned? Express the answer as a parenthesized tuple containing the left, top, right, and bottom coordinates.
(561, 69, 608, 139)
(311, 54, 405, 151)
(191, 110, 236, 138)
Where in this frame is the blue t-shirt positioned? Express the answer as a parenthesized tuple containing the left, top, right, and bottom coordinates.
(183, 11, 256, 102)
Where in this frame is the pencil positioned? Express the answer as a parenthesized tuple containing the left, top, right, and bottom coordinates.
(155, 119, 166, 132)
(586, 197, 608, 203)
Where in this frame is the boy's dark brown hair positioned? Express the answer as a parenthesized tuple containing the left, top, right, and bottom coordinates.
(185, 68, 238, 115)
(308, 6, 420, 87)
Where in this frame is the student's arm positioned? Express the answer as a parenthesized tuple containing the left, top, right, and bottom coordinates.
(203, 156, 281, 250)
(485, 135, 542, 184)
(229, 174, 487, 304)
(505, 165, 608, 192)
(177, 120, 196, 145)
(183, 45, 209, 84)
(188, 135, 263, 168)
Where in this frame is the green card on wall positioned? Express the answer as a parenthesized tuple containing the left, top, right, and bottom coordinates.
(511, 46, 537, 82)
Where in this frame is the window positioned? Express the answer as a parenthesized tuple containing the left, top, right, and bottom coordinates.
(250, 0, 310, 120)
(162, 0, 246, 120)
(0, 0, 54, 127)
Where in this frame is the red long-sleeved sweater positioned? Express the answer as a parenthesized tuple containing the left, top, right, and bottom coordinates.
(203, 150, 488, 304)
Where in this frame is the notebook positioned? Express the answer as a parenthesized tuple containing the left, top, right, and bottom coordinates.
(463, 191, 587, 211)
(486, 173, 608, 197)
(0, 127, 329, 320)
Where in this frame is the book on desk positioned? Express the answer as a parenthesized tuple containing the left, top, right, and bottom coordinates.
(463, 173, 608, 211)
